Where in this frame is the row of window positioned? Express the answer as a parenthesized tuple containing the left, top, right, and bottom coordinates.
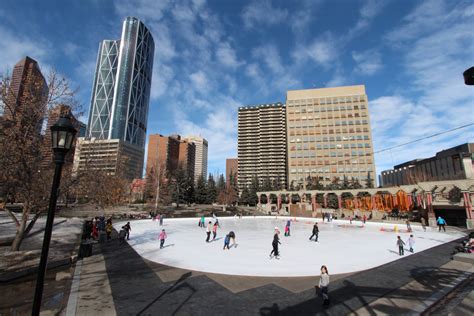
(289, 167, 372, 174)
(289, 113, 367, 120)
(288, 96, 366, 105)
(288, 104, 366, 112)
(290, 135, 370, 142)
(290, 157, 373, 165)
(290, 143, 371, 150)
(289, 127, 370, 135)
(288, 120, 369, 128)
(289, 150, 370, 158)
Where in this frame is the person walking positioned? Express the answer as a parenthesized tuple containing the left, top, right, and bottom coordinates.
(421, 217, 427, 232)
(123, 222, 131, 240)
(270, 228, 281, 259)
(159, 229, 167, 249)
(309, 222, 319, 242)
(106, 221, 113, 241)
(437, 216, 446, 232)
(206, 221, 212, 242)
(159, 213, 164, 226)
(396, 236, 405, 256)
(212, 222, 218, 240)
(317, 265, 330, 306)
(92, 219, 99, 240)
(407, 234, 415, 253)
(223, 234, 230, 250)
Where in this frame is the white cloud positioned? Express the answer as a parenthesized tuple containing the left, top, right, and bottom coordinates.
(352, 49, 382, 75)
(252, 44, 284, 74)
(189, 70, 210, 91)
(216, 42, 242, 68)
(241, 0, 288, 28)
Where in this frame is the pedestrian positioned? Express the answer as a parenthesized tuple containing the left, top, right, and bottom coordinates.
(406, 220, 412, 232)
(159, 213, 164, 226)
(309, 222, 319, 242)
(270, 228, 281, 259)
(206, 221, 212, 242)
(407, 234, 415, 253)
(437, 216, 446, 232)
(106, 221, 113, 241)
(92, 219, 99, 240)
(396, 235, 405, 256)
(421, 217, 426, 232)
(228, 231, 236, 246)
(223, 234, 230, 250)
(317, 265, 330, 306)
(123, 222, 131, 240)
(159, 229, 167, 249)
(212, 222, 218, 240)
(363, 214, 367, 224)
(286, 219, 291, 236)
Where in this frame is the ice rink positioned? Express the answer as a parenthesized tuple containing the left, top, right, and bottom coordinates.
(115, 216, 465, 277)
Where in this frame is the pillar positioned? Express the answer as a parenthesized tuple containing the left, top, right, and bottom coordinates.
(426, 192, 436, 226)
(337, 194, 342, 210)
(463, 191, 474, 229)
(323, 194, 328, 208)
(312, 194, 316, 212)
(277, 194, 282, 211)
(257, 194, 261, 208)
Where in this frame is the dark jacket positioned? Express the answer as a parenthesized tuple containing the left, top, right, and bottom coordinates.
(273, 233, 281, 245)
(313, 224, 319, 233)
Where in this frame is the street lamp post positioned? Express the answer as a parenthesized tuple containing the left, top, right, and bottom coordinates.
(32, 115, 76, 316)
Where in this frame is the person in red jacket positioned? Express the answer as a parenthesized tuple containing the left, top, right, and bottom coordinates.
(159, 229, 167, 249)
(212, 222, 218, 240)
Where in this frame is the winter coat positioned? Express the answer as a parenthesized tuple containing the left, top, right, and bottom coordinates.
(407, 237, 415, 247)
(313, 225, 319, 233)
(212, 225, 218, 233)
(159, 231, 167, 240)
(206, 224, 212, 232)
(396, 239, 405, 247)
(273, 233, 280, 245)
(319, 273, 330, 287)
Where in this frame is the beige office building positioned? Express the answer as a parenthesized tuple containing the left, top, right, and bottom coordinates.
(183, 135, 208, 182)
(286, 85, 376, 188)
(238, 103, 287, 191)
(73, 138, 144, 180)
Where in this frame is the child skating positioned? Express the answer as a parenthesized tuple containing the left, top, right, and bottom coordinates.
(396, 236, 405, 256)
(159, 229, 167, 249)
(206, 221, 212, 242)
(407, 234, 415, 253)
(309, 222, 319, 242)
(212, 222, 218, 240)
(223, 234, 230, 250)
(284, 225, 289, 237)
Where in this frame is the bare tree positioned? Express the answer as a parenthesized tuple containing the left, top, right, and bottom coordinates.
(0, 69, 82, 251)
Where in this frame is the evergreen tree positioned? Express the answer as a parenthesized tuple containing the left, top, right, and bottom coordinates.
(239, 186, 251, 205)
(170, 167, 187, 207)
(217, 174, 226, 193)
(350, 177, 363, 189)
(195, 175, 207, 204)
(262, 175, 272, 191)
(206, 174, 218, 204)
(342, 175, 350, 190)
(248, 175, 259, 206)
(183, 172, 195, 204)
(365, 171, 374, 188)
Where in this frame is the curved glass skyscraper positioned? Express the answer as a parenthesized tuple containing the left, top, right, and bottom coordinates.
(80, 17, 154, 179)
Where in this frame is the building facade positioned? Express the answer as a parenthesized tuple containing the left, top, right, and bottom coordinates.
(146, 134, 180, 177)
(4, 56, 48, 134)
(183, 135, 208, 182)
(178, 139, 196, 180)
(286, 85, 376, 188)
(238, 103, 287, 191)
(381, 143, 474, 187)
(226, 158, 238, 186)
(82, 17, 154, 179)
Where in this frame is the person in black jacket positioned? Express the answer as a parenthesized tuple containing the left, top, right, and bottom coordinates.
(309, 222, 319, 242)
(270, 228, 281, 258)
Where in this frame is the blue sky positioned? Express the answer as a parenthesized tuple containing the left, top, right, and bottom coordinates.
(1, 0, 473, 179)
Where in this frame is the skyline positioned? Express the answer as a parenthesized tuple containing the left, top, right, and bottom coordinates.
(0, 0, 473, 178)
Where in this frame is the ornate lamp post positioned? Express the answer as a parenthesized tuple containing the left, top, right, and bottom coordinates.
(32, 115, 76, 315)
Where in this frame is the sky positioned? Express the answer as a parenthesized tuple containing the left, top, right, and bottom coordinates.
(0, 0, 473, 179)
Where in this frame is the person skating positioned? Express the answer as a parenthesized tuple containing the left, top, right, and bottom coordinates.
(206, 221, 212, 242)
(286, 219, 291, 236)
(106, 221, 113, 241)
(407, 234, 415, 253)
(123, 222, 131, 240)
(363, 214, 367, 224)
(396, 236, 405, 256)
(159, 229, 167, 249)
(437, 216, 446, 232)
(159, 213, 164, 226)
(200, 216, 205, 228)
(223, 234, 230, 250)
(284, 224, 289, 237)
(212, 222, 218, 240)
(317, 265, 330, 306)
(309, 222, 319, 242)
(421, 217, 427, 232)
(406, 220, 412, 233)
(349, 215, 353, 225)
(270, 228, 281, 259)
(228, 231, 236, 247)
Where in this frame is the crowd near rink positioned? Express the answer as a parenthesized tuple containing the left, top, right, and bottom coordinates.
(114, 215, 465, 277)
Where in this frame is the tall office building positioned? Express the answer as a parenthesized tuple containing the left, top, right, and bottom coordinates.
(77, 17, 154, 179)
(178, 140, 196, 180)
(226, 158, 238, 186)
(183, 135, 208, 182)
(237, 103, 287, 191)
(145, 134, 180, 177)
(3, 56, 48, 134)
(286, 85, 376, 188)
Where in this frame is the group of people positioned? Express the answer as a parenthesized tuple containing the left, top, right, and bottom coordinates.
(396, 234, 416, 256)
(82, 216, 114, 242)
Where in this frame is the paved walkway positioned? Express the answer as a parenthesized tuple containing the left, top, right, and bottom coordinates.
(64, 228, 474, 315)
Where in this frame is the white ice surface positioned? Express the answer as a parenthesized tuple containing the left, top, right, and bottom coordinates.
(114, 217, 465, 277)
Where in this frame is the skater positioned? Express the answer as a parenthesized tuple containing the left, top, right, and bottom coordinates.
(159, 229, 167, 249)
(159, 213, 164, 226)
(407, 234, 415, 253)
(309, 222, 319, 242)
(421, 217, 427, 232)
(396, 236, 405, 256)
(228, 231, 236, 246)
(212, 222, 218, 240)
(206, 221, 212, 242)
(406, 220, 412, 232)
(122, 222, 131, 240)
(270, 229, 281, 258)
(437, 216, 446, 232)
(223, 234, 230, 250)
(92, 219, 99, 240)
(317, 265, 330, 306)
(349, 215, 353, 224)
(200, 215, 205, 228)
(286, 219, 291, 236)
(363, 214, 367, 224)
(106, 221, 113, 241)
(284, 224, 289, 237)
